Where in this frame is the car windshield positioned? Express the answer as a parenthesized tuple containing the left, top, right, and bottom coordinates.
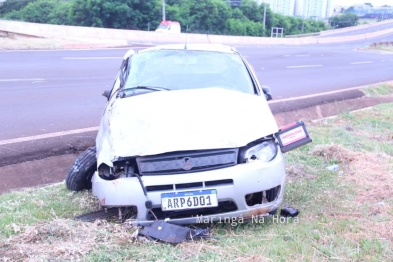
(157, 25, 169, 29)
(123, 49, 256, 95)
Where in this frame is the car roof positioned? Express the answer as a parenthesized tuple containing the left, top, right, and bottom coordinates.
(137, 44, 238, 54)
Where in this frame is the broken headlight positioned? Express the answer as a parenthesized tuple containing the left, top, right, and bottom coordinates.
(239, 140, 278, 163)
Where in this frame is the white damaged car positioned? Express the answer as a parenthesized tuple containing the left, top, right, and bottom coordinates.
(66, 44, 310, 225)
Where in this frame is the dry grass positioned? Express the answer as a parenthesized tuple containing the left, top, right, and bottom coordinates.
(311, 143, 393, 206)
(308, 139, 393, 246)
(0, 219, 138, 261)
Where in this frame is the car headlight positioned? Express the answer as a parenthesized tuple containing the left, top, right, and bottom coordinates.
(240, 140, 278, 163)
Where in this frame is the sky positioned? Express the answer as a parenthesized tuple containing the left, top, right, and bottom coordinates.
(339, 0, 392, 7)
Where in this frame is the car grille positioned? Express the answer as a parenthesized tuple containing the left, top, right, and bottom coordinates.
(136, 149, 238, 175)
(146, 179, 234, 192)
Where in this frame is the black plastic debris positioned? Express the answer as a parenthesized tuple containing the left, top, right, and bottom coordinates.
(139, 220, 191, 244)
(75, 208, 118, 222)
(139, 221, 214, 243)
(188, 228, 211, 240)
(280, 206, 300, 218)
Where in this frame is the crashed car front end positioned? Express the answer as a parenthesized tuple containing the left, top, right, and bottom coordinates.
(91, 45, 292, 225)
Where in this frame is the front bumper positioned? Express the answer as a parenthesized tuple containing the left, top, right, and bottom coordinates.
(92, 150, 287, 225)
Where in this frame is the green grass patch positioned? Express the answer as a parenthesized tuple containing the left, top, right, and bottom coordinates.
(1, 104, 393, 261)
(363, 83, 393, 97)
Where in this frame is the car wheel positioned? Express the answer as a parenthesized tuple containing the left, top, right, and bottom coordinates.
(66, 146, 97, 191)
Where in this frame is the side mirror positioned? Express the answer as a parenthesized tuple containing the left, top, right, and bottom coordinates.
(102, 90, 110, 100)
(262, 86, 272, 101)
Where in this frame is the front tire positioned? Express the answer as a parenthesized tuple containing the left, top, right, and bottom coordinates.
(66, 146, 97, 191)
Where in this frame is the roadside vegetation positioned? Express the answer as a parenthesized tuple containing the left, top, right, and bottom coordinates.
(1, 102, 392, 261)
(363, 83, 393, 97)
(366, 43, 393, 53)
(328, 13, 359, 29)
(0, 0, 327, 37)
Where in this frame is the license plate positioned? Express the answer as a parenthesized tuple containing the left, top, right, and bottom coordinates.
(276, 121, 312, 153)
(161, 189, 218, 211)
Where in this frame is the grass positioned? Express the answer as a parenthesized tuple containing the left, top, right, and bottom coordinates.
(1, 104, 393, 261)
(365, 44, 393, 52)
(362, 83, 393, 97)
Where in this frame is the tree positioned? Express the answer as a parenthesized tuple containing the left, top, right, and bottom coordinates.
(20, 0, 57, 23)
(0, 0, 329, 36)
(329, 13, 359, 28)
(0, 0, 33, 16)
(68, 0, 160, 29)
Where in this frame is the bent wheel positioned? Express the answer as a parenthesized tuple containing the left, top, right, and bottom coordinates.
(66, 146, 97, 191)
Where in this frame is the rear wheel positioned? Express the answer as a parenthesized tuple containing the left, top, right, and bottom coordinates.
(66, 146, 97, 191)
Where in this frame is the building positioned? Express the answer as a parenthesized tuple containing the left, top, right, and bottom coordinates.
(258, 0, 296, 16)
(256, 0, 335, 19)
(294, 0, 304, 16)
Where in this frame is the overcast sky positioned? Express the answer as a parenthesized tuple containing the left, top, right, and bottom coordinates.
(339, 0, 392, 7)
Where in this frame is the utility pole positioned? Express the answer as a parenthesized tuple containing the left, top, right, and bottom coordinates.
(162, 0, 166, 21)
(263, 3, 267, 30)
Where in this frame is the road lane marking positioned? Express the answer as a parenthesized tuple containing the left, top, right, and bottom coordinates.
(295, 55, 311, 57)
(0, 127, 99, 146)
(0, 78, 45, 82)
(63, 57, 123, 60)
(350, 61, 373, 65)
(287, 65, 323, 68)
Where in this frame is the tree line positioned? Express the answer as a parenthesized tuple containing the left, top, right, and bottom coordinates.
(0, 0, 328, 37)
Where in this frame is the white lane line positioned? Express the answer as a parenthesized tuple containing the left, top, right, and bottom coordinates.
(0, 127, 99, 146)
(350, 61, 373, 65)
(295, 55, 311, 57)
(0, 78, 45, 82)
(287, 65, 323, 69)
(63, 57, 123, 60)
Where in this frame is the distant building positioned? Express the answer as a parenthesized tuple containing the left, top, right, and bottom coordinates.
(352, 5, 393, 18)
(302, 0, 329, 19)
(294, 0, 304, 16)
(258, 0, 295, 16)
(257, 0, 335, 18)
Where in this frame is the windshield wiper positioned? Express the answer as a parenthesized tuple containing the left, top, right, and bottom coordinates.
(118, 86, 170, 99)
(127, 86, 170, 91)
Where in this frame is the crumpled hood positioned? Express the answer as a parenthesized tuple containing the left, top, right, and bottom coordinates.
(97, 88, 278, 163)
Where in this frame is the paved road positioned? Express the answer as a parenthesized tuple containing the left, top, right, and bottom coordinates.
(318, 20, 393, 37)
(1, 34, 393, 142)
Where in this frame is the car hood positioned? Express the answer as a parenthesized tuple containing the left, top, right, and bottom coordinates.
(96, 88, 278, 164)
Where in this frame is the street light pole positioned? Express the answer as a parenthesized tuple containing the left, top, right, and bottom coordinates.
(162, 0, 166, 21)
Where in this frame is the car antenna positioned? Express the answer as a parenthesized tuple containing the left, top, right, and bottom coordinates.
(184, 24, 188, 49)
